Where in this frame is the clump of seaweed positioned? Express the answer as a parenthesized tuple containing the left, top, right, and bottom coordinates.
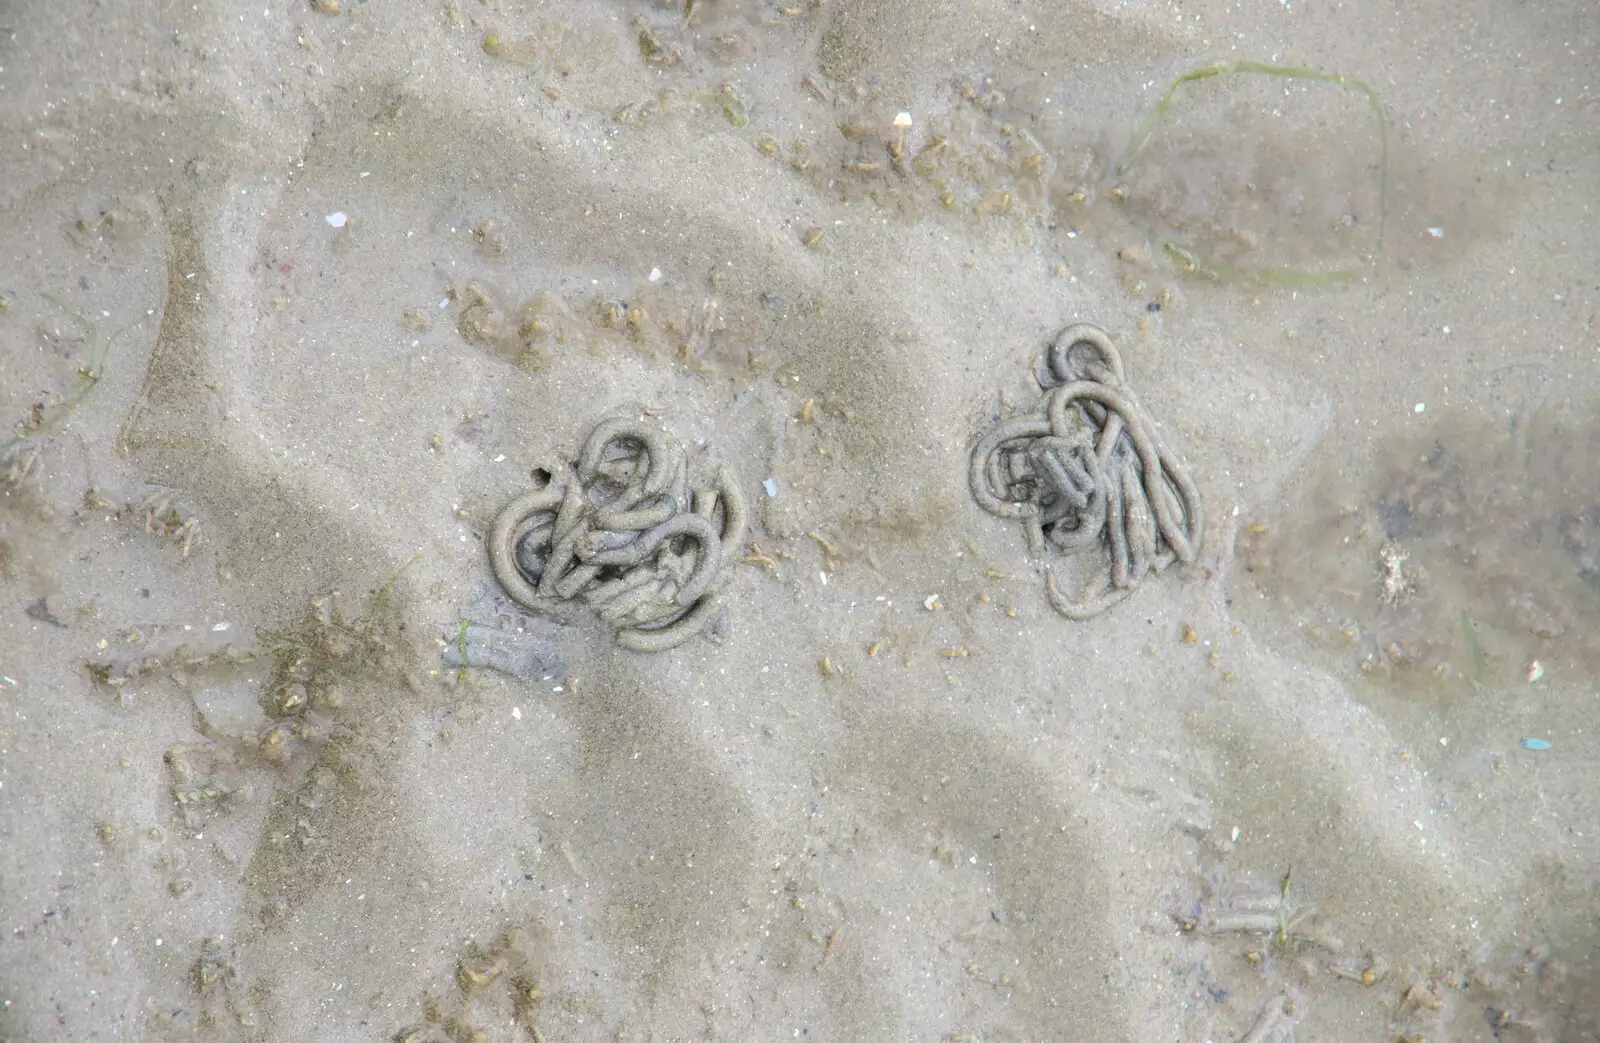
(393, 926, 547, 1043)
(184, 935, 257, 1032)
(85, 558, 423, 711)
(445, 277, 762, 379)
(128, 566, 426, 850)
(137, 488, 203, 557)
(163, 740, 247, 826)
(256, 555, 424, 699)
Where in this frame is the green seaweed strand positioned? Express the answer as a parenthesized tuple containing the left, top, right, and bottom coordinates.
(3, 295, 135, 459)
(1115, 60, 1390, 286)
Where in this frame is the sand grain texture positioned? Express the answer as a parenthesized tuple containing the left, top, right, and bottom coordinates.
(1, 1, 1596, 1040)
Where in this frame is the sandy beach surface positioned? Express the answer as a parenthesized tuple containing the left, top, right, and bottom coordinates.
(2, 1, 1597, 1040)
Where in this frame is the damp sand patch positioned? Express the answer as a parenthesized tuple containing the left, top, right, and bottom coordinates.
(1110, 61, 1389, 286)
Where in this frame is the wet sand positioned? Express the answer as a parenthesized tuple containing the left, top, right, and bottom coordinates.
(1, 1, 1597, 1039)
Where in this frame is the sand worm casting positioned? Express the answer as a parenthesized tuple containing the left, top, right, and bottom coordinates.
(969, 324, 1204, 619)
(488, 417, 747, 652)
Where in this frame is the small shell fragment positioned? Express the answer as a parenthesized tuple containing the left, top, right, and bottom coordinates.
(892, 111, 913, 128)
(1526, 659, 1544, 683)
